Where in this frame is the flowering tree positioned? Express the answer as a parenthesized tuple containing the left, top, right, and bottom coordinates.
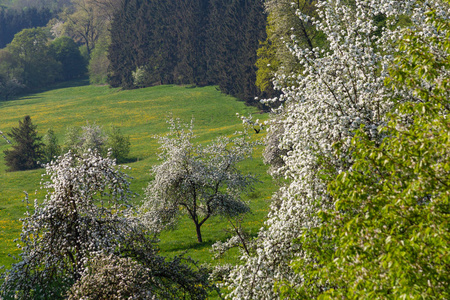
(1, 150, 134, 298)
(141, 118, 257, 243)
(219, 0, 448, 298)
(290, 4, 450, 297)
(1, 150, 214, 299)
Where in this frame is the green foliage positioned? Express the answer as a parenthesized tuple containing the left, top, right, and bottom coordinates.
(288, 4, 450, 298)
(108, 0, 267, 106)
(7, 27, 61, 88)
(3, 115, 44, 171)
(255, 19, 279, 95)
(88, 36, 110, 84)
(50, 36, 87, 80)
(0, 73, 24, 101)
(42, 128, 61, 163)
(0, 48, 24, 98)
(62, 126, 81, 153)
(255, 0, 324, 96)
(105, 125, 130, 163)
(0, 7, 54, 49)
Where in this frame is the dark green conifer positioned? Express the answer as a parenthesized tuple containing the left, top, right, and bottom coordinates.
(4, 115, 44, 171)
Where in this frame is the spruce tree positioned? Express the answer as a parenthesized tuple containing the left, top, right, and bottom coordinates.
(4, 115, 44, 171)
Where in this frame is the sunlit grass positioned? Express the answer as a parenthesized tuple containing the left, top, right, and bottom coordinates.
(0, 80, 275, 282)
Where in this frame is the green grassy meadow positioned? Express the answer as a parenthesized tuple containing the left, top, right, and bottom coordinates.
(0, 80, 276, 275)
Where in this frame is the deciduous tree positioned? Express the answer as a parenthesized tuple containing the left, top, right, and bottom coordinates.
(1, 150, 214, 299)
(50, 36, 87, 80)
(7, 27, 61, 88)
(141, 118, 257, 243)
(219, 0, 447, 298)
(42, 128, 61, 163)
(289, 3, 450, 297)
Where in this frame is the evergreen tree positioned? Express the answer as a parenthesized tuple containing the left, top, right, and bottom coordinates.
(108, 0, 266, 105)
(0, 7, 54, 49)
(4, 115, 44, 171)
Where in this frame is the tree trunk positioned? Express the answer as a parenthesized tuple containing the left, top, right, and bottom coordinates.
(195, 223, 203, 243)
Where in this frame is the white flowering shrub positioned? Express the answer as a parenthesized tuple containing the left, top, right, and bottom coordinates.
(67, 253, 156, 300)
(79, 122, 107, 153)
(67, 250, 214, 300)
(220, 0, 449, 298)
(141, 118, 258, 243)
(1, 150, 214, 299)
(1, 150, 134, 299)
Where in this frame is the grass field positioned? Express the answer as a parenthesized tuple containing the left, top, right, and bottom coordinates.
(0, 80, 275, 279)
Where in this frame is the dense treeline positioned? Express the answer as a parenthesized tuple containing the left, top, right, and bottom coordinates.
(0, 7, 55, 48)
(0, 28, 86, 100)
(108, 0, 266, 106)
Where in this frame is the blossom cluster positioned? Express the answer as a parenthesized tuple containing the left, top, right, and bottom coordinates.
(221, 0, 448, 298)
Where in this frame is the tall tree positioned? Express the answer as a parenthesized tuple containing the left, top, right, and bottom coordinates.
(4, 115, 44, 171)
(218, 0, 447, 298)
(50, 36, 87, 80)
(255, 0, 320, 96)
(0, 7, 54, 49)
(62, 0, 107, 56)
(108, 0, 266, 105)
(292, 3, 450, 296)
(7, 27, 61, 88)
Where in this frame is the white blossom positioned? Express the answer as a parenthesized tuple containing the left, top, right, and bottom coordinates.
(221, 0, 447, 298)
(141, 118, 258, 243)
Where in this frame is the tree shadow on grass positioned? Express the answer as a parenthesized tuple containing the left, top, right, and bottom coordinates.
(27, 78, 91, 94)
(162, 239, 216, 253)
(118, 157, 139, 164)
(1, 78, 91, 103)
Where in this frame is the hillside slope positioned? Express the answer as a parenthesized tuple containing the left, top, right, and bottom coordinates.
(0, 81, 275, 269)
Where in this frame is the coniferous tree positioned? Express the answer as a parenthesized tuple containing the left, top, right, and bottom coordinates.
(0, 7, 54, 49)
(108, 0, 266, 105)
(108, 0, 137, 88)
(4, 115, 44, 171)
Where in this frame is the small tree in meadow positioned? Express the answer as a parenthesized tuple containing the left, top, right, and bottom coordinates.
(3, 115, 44, 171)
(141, 118, 258, 243)
(63, 123, 130, 163)
(42, 128, 61, 163)
(105, 125, 131, 163)
(1, 150, 135, 298)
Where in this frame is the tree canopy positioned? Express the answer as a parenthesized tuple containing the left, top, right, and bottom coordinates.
(289, 5, 450, 297)
(141, 118, 257, 243)
(1, 150, 215, 299)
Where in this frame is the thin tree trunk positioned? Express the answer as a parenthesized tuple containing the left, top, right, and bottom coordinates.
(195, 223, 203, 243)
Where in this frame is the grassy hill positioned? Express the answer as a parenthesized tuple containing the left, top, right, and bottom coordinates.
(0, 80, 275, 273)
